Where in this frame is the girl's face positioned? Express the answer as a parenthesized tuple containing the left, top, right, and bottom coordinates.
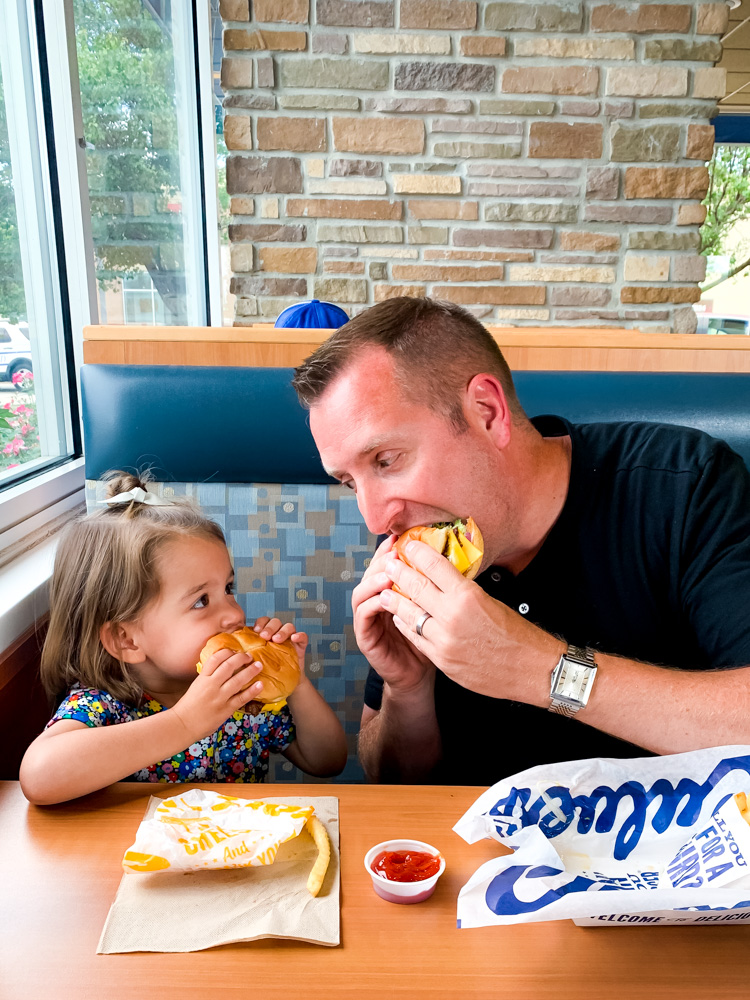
(125, 534, 245, 698)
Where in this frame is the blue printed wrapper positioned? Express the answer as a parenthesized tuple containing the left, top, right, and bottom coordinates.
(453, 746, 750, 927)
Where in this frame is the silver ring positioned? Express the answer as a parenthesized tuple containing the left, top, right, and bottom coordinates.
(415, 611, 431, 637)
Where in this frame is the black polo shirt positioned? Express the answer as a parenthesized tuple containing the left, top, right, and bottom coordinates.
(364, 417, 750, 785)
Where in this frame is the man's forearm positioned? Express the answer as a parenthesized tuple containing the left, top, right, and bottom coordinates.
(358, 679, 442, 783)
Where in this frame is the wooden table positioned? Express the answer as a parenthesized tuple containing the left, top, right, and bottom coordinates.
(2, 780, 749, 999)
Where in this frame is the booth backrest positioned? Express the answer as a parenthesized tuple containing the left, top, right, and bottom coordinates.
(81, 365, 750, 782)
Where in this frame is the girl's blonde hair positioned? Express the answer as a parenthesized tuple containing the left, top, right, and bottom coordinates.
(41, 472, 225, 706)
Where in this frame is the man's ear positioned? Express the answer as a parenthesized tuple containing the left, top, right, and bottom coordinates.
(465, 374, 513, 448)
(100, 622, 145, 664)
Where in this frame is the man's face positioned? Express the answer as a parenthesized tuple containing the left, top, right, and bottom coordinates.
(309, 348, 516, 556)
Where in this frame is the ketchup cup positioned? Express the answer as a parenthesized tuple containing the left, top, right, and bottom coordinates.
(364, 839, 446, 904)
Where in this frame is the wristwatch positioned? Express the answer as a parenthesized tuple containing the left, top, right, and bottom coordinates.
(548, 644, 598, 717)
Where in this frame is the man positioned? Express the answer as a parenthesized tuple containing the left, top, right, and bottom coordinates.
(292, 297, 750, 785)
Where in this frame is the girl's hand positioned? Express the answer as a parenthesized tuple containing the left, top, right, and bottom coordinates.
(172, 648, 262, 741)
(254, 616, 309, 672)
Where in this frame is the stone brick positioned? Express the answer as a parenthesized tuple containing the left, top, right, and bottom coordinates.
(365, 97, 473, 113)
(603, 99, 634, 118)
(486, 203, 577, 223)
(254, 0, 308, 20)
(360, 247, 417, 257)
(374, 283, 426, 300)
(693, 68, 726, 99)
(509, 264, 615, 283)
(495, 307, 551, 321)
(591, 4, 690, 33)
(254, 296, 309, 318)
(436, 285, 546, 305)
(317, 0, 393, 25)
(307, 177, 384, 196)
(554, 309, 620, 321)
(624, 166, 709, 199)
(226, 156, 303, 194)
(395, 61, 495, 93)
(317, 224, 403, 242)
(354, 33, 450, 54)
(333, 118, 424, 154)
(223, 95, 276, 110)
(312, 33, 348, 54)
(229, 196, 255, 214)
(221, 57, 253, 89)
(280, 94, 359, 110)
(606, 67, 688, 97)
(407, 226, 449, 244)
(408, 200, 478, 220)
(559, 100, 600, 117)
(230, 276, 307, 295)
(686, 124, 715, 161)
(323, 247, 358, 257)
(220, 0, 249, 18)
(260, 197, 279, 218)
(256, 55, 274, 88)
(503, 66, 598, 96)
(393, 264, 505, 281)
(433, 119, 523, 136)
(393, 174, 461, 194)
(542, 253, 618, 265)
(313, 277, 368, 301)
(673, 305, 698, 333)
(485, 2, 583, 31)
(230, 244, 255, 272)
(623, 255, 670, 281)
(585, 204, 672, 224)
(671, 255, 707, 282)
(628, 231, 701, 250)
(330, 159, 382, 177)
(549, 286, 611, 306)
(515, 38, 634, 59)
(324, 260, 365, 274)
(610, 124, 680, 163)
(480, 101, 556, 120)
(676, 203, 707, 225)
(279, 57, 388, 89)
(369, 263, 387, 278)
(468, 164, 580, 178)
(286, 198, 401, 219)
(306, 159, 325, 178)
(424, 249, 534, 261)
(259, 247, 317, 272)
(454, 228, 554, 248)
(623, 309, 670, 320)
(586, 167, 619, 200)
(468, 182, 577, 199)
(696, 3, 729, 35)
(224, 28, 306, 50)
(434, 141, 521, 158)
(529, 122, 603, 159)
(644, 39, 722, 61)
(229, 223, 306, 241)
(401, 0, 477, 28)
(224, 116, 253, 149)
(256, 117, 326, 152)
(461, 36, 507, 57)
(638, 101, 718, 121)
(621, 286, 701, 304)
(559, 231, 620, 251)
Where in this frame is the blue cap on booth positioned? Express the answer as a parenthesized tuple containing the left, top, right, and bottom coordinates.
(274, 299, 350, 329)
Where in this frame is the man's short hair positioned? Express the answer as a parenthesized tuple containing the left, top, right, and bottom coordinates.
(292, 296, 525, 430)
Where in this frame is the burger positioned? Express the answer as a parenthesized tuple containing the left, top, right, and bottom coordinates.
(393, 517, 484, 594)
(196, 626, 300, 713)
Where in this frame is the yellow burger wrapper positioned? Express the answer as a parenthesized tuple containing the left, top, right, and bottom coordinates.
(122, 788, 314, 874)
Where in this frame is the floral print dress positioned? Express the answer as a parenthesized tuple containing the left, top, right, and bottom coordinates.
(47, 683, 295, 783)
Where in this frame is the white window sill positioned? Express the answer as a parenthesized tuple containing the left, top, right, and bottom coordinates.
(0, 534, 57, 653)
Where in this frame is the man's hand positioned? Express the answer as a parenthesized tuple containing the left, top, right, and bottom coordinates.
(352, 535, 436, 695)
(381, 539, 565, 705)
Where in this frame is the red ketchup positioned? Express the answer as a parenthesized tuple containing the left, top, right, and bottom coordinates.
(370, 849, 441, 883)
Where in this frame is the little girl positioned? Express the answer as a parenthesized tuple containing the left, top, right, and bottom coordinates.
(20, 474, 347, 805)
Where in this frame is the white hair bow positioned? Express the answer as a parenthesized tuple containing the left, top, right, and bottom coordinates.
(99, 487, 172, 507)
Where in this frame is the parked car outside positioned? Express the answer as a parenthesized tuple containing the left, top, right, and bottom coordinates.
(695, 314, 750, 336)
(0, 322, 33, 384)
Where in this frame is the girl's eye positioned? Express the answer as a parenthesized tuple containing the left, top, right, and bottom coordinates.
(192, 594, 209, 609)
(225, 582, 236, 595)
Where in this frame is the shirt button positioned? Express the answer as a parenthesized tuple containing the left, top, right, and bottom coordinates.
(519, 603, 529, 615)
(491, 572, 502, 582)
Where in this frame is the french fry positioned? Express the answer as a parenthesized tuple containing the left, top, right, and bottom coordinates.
(305, 815, 331, 897)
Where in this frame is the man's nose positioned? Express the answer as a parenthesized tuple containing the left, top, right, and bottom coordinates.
(356, 484, 399, 536)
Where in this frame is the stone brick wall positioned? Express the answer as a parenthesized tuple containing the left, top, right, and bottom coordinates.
(220, 0, 728, 332)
